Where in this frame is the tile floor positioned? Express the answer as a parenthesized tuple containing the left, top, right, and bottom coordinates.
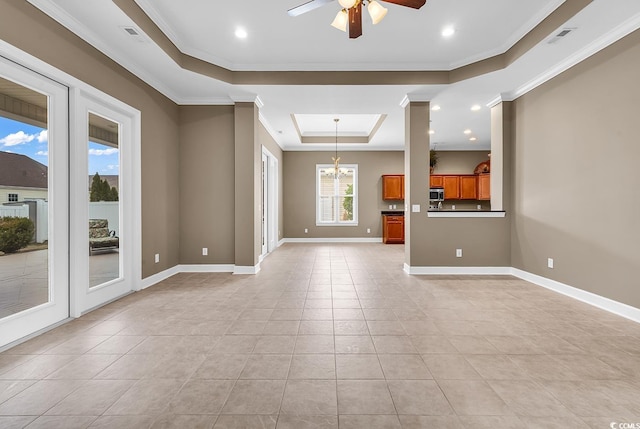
(1, 243, 640, 428)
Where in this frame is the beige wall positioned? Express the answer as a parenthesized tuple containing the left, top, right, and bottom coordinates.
(178, 106, 235, 264)
(511, 29, 640, 308)
(283, 151, 404, 238)
(431, 151, 490, 175)
(0, 0, 180, 278)
(407, 102, 511, 268)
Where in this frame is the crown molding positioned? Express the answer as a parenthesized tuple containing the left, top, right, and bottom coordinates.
(258, 112, 285, 151)
(506, 9, 640, 101)
(399, 94, 432, 108)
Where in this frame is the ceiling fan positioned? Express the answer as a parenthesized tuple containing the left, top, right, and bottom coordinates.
(288, 0, 426, 39)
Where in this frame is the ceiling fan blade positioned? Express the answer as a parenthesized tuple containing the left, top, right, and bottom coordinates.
(287, 0, 335, 17)
(380, 0, 426, 9)
(348, 1, 362, 39)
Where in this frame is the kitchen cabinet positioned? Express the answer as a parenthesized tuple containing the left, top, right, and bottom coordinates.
(382, 215, 404, 244)
(459, 175, 477, 200)
(478, 174, 490, 200)
(382, 175, 404, 200)
(430, 175, 444, 188)
(443, 176, 460, 200)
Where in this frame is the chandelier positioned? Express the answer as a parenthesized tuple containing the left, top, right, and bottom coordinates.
(332, 118, 342, 178)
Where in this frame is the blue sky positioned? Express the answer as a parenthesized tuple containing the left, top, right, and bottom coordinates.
(0, 116, 119, 175)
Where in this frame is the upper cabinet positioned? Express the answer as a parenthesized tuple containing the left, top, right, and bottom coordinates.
(459, 176, 477, 200)
(382, 175, 404, 200)
(442, 176, 460, 200)
(478, 174, 490, 200)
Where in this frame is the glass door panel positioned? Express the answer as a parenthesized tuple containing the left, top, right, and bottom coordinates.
(88, 113, 121, 288)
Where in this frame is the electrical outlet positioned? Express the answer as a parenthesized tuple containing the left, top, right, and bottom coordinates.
(304, 228, 308, 234)
(388, 204, 392, 209)
(154, 253, 159, 263)
(367, 228, 371, 234)
(393, 204, 397, 209)
(548, 258, 554, 269)
(202, 247, 208, 256)
(456, 249, 463, 258)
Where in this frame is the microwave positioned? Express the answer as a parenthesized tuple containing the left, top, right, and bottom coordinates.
(429, 188, 444, 201)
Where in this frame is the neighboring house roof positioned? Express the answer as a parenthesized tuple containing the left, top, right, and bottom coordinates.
(0, 151, 47, 189)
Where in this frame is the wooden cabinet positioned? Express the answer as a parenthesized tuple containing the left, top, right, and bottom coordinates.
(478, 174, 490, 200)
(382, 175, 404, 200)
(442, 176, 460, 200)
(382, 215, 404, 244)
(459, 175, 477, 200)
(431, 174, 486, 200)
(429, 175, 443, 188)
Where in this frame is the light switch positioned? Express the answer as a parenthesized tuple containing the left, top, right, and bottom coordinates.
(412, 204, 420, 213)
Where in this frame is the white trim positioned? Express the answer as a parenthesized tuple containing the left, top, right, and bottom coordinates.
(403, 264, 511, 275)
(140, 266, 180, 290)
(511, 268, 640, 324)
(399, 94, 431, 108)
(179, 264, 236, 273)
(503, 10, 640, 102)
(282, 237, 383, 243)
(427, 211, 506, 218)
(234, 265, 261, 275)
(230, 94, 264, 108)
(25, 0, 183, 104)
(259, 112, 285, 150)
(278, 238, 286, 247)
(402, 264, 640, 324)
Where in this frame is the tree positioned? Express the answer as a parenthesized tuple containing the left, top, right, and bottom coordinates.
(343, 184, 353, 220)
(90, 173, 104, 201)
(90, 172, 119, 201)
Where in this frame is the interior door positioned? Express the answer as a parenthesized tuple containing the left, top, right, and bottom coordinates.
(0, 57, 69, 348)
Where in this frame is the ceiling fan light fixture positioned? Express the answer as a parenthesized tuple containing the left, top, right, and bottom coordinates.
(367, 0, 387, 25)
(338, 0, 358, 9)
(331, 9, 348, 32)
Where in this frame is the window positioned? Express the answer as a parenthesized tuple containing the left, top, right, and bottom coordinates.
(316, 164, 358, 225)
(8, 193, 18, 202)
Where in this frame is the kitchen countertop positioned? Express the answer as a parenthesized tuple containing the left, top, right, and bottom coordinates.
(381, 210, 405, 216)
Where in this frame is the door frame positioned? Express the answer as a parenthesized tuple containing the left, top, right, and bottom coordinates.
(261, 146, 278, 257)
(70, 89, 141, 317)
(0, 55, 69, 347)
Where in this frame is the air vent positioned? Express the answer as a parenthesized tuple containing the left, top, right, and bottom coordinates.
(548, 27, 576, 44)
(119, 26, 147, 43)
(123, 27, 139, 36)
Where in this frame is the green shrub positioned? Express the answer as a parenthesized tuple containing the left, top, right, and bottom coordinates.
(0, 217, 34, 254)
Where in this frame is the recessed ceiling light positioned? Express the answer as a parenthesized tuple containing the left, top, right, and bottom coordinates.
(470, 137, 477, 141)
(431, 105, 441, 111)
(235, 27, 248, 39)
(471, 105, 481, 111)
(463, 129, 472, 134)
(428, 129, 435, 135)
(442, 26, 455, 38)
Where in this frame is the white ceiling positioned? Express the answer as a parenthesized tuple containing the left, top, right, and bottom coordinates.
(26, 0, 640, 152)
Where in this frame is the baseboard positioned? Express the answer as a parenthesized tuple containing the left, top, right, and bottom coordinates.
(139, 265, 180, 290)
(403, 264, 511, 275)
(511, 268, 640, 324)
(233, 264, 261, 275)
(402, 263, 640, 324)
(282, 237, 383, 243)
(278, 238, 286, 247)
(178, 264, 235, 273)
